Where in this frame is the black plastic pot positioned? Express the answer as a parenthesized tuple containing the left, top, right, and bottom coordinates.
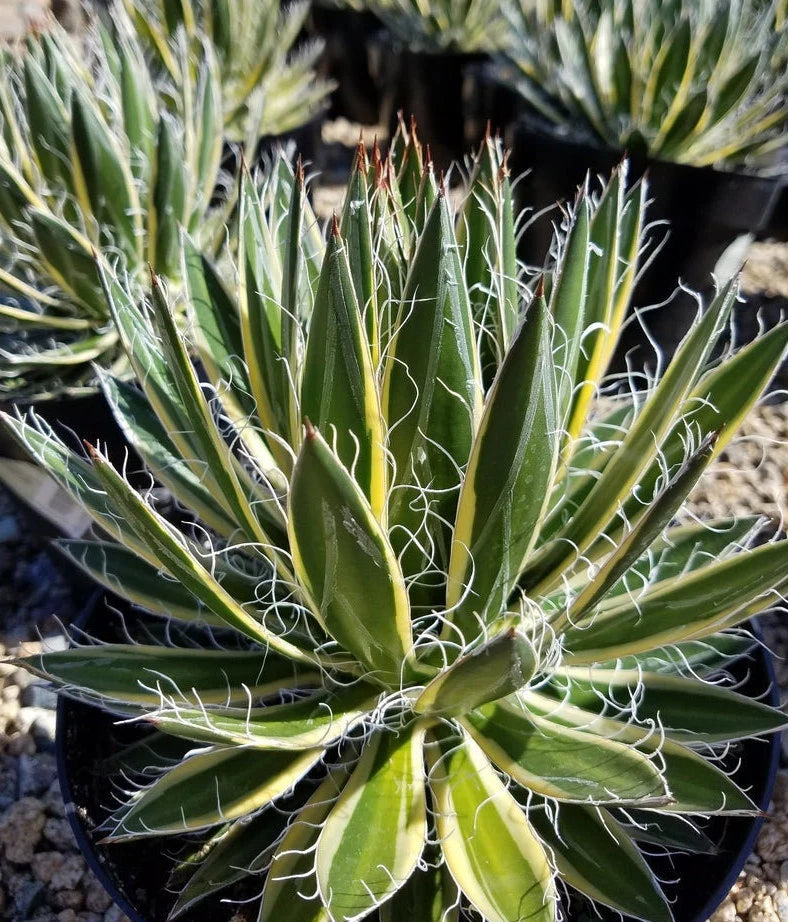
(507, 116, 784, 368)
(374, 45, 487, 171)
(57, 594, 781, 922)
(0, 391, 134, 472)
(309, 5, 383, 125)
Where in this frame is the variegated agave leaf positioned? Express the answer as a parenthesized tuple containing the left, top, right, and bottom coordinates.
(0, 3, 227, 400)
(120, 0, 334, 142)
(368, 0, 510, 52)
(501, 0, 788, 167)
(4, 134, 787, 922)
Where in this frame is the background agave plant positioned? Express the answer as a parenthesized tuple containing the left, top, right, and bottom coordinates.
(501, 0, 788, 167)
(3, 133, 788, 922)
(0, 6, 227, 399)
(364, 0, 509, 52)
(122, 0, 333, 143)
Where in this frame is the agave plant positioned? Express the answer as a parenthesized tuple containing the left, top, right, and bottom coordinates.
(122, 0, 333, 143)
(4, 132, 788, 922)
(501, 0, 788, 167)
(0, 6, 227, 399)
(365, 0, 509, 52)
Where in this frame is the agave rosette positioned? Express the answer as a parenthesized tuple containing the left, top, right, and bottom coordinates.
(0, 7, 227, 399)
(122, 0, 333, 143)
(4, 130, 788, 922)
(502, 0, 788, 167)
(367, 0, 509, 52)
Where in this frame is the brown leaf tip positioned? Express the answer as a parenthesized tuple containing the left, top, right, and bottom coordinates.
(331, 213, 341, 238)
(83, 440, 99, 461)
(535, 275, 545, 298)
(296, 154, 305, 187)
(438, 170, 446, 197)
(303, 417, 317, 440)
(356, 138, 367, 171)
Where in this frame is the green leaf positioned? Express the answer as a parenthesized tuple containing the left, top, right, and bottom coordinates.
(524, 691, 756, 814)
(171, 811, 286, 919)
(70, 89, 141, 261)
(29, 210, 105, 317)
(383, 191, 483, 599)
(564, 540, 788, 662)
(149, 684, 376, 749)
(316, 723, 427, 921)
(523, 280, 737, 597)
(414, 629, 537, 717)
(340, 146, 378, 367)
(530, 804, 672, 922)
(19, 644, 316, 706)
(288, 424, 412, 686)
(561, 431, 717, 625)
(427, 729, 556, 922)
(301, 223, 386, 519)
(591, 631, 759, 676)
(181, 236, 281, 481)
(55, 539, 221, 625)
(84, 442, 311, 662)
(236, 169, 291, 469)
(615, 322, 788, 529)
(462, 699, 668, 805)
(456, 135, 518, 378)
(260, 771, 349, 922)
(150, 115, 187, 277)
(117, 35, 155, 184)
(614, 808, 718, 854)
(552, 667, 788, 743)
(108, 746, 322, 840)
(447, 294, 558, 638)
(144, 274, 282, 548)
(598, 517, 761, 604)
(99, 373, 241, 538)
(23, 55, 72, 190)
(379, 848, 459, 922)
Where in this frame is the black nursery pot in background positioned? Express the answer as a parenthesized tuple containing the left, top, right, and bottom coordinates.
(309, 4, 383, 126)
(374, 45, 487, 171)
(56, 595, 782, 922)
(507, 117, 783, 368)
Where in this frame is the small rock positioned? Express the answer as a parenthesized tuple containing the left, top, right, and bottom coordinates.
(2, 683, 20, 702)
(11, 666, 34, 690)
(78, 914, 103, 922)
(19, 751, 58, 796)
(14, 877, 45, 917)
(32, 851, 66, 885)
(0, 754, 19, 807)
(49, 854, 86, 891)
(42, 779, 66, 818)
(711, 899, 737, 922)
(774, 891, 788, 922)
(102, 905, 128, 922)
(22, 682, 58, 711)
(0, 513, 20, 543)
(7, 731, 36, 756)
(30, 709, 58, 749)
(52, 889, 85, 911)
(737, 888, 755, 914)
(84, 879, 112, 914)
(57, 911, 79, 922)
(43, 816, 76, 851)
(0, 796, 45, 862)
